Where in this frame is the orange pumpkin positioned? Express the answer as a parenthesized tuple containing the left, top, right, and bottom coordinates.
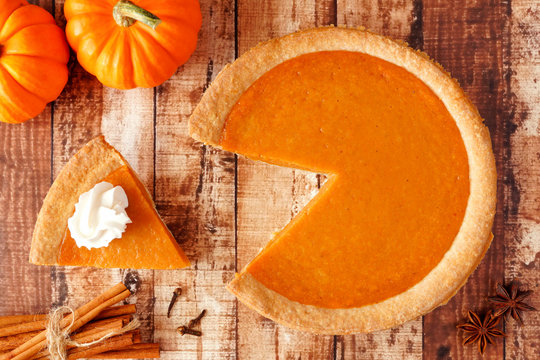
(64, 0, 202, 89)
(0, 0, 69, 124)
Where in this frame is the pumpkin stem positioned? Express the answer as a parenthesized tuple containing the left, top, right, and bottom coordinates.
(113, 0, 161, 30)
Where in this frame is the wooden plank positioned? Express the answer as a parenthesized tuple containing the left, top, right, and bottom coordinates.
(235, 1, 336, 359)
(0, 0, 53, 317)
(422, 1, 508, 359)
(154, 0, 236, 358)
(0, 101, 52, 315)
(336, 1, 422, 359)
(153, 270, 236, 359)
(52, 0, 156, 344)
(338, 0, 415, 40)
(504, 0, 540, 358)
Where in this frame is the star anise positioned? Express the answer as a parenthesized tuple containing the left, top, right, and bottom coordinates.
(489, 283, 536, 325)
(456, 310, 505, 355)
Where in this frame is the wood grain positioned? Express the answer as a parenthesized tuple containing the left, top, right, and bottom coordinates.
(422, 1, 508, 359)
(154, 0, 237, 358)
(505, 0, 540, 358)
(235, 1, 336, 359)
(0, 0, 54, 318)
(156, 0, 236, 272)
(0, 100, 52, 315)
(153, 270, 236, 359)
(338, 0, 414, 40)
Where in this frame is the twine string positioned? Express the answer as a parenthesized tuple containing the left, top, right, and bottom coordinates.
(46, 306, 140, 360)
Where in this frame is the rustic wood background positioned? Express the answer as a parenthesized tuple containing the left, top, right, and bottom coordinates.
(1, 0, 538, 359)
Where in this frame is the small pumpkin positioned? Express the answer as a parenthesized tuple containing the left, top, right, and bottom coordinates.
(64, 0, 202, 90)
(0, 0, 69, 124)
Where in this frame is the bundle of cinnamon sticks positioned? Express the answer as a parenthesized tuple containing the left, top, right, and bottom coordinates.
(0, 283, 159, 360)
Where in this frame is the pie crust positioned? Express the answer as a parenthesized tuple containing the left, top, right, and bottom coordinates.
(192, 27, 497, 334)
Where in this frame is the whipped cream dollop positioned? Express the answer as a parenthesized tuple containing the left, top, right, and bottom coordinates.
(68, 182, 132, 249)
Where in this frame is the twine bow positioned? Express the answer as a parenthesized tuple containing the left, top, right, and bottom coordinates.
(46, 307, 139, 360)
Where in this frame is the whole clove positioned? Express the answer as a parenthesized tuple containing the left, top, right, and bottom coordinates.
(167, 287, 182, 318)
(177, 325, 202, 337)
(187, 309, 206, 329)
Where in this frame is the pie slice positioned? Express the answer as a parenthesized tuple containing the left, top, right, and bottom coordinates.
(30, 136, 190, 269)
(189, 27, 497, 333)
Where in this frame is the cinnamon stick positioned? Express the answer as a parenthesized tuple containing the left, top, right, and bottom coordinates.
(66, 333, 135, 360)
(76, 316, 131, 334)
(1, 283, 129, 360)
(31, 332, 135, 360)
(87, 343, 160, 359)
(0, 317, 46, 329)
(0, 323, 43, 339)
(131, 331, 141, 344)
(31, 321, 129, 359)
(0, 333, 39, 353)
(93, 305, 137, 321)
(0, 305, 136, 338)
(0, 317, 129, 353)
(76, 327, 137, 347)
(65, 331, 139, 358)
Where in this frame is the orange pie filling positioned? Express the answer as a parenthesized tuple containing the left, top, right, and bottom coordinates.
(220, 51, 470, 308)
(58, 165, 190, 269)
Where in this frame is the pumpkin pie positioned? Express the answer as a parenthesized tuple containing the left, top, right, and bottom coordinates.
(30, 136, 190, 269)
(189, 27, 497, 333)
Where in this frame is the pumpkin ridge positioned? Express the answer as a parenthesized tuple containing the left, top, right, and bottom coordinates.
(126, 29, 177, 87)
(0, 52, 67, 64)
(95, 29, 136, 89)
(64, 6, 110, 20)
(136, 0, 200, 21)
(63, 0, 111, 18)
(0, 5, 56, 43)
(3, 24, 69, 63)
(1, 54, 67, 102)
(0, 1, 26, 31)
(124, 29, 148, 85)
(3, 48, 68, 65)
(132, 24, 177, 60)
(135, 22, 198, 64)
(130, 25, 176, 66)
(77, 20, 119, 63)
(65, 11, 112, 20)
(154, 10, 202, 29)
(125, 25, 168, 87)
(0, 59, 48, 103)
(69, 14, 116, 63)
(0, 65, 44, 118)
(0, 105, 21, 123)
(0, 22, 55, 44)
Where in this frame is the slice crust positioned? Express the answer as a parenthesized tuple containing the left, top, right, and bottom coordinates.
(189, 27, 496, 334)
(30, 136, 189, 270)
